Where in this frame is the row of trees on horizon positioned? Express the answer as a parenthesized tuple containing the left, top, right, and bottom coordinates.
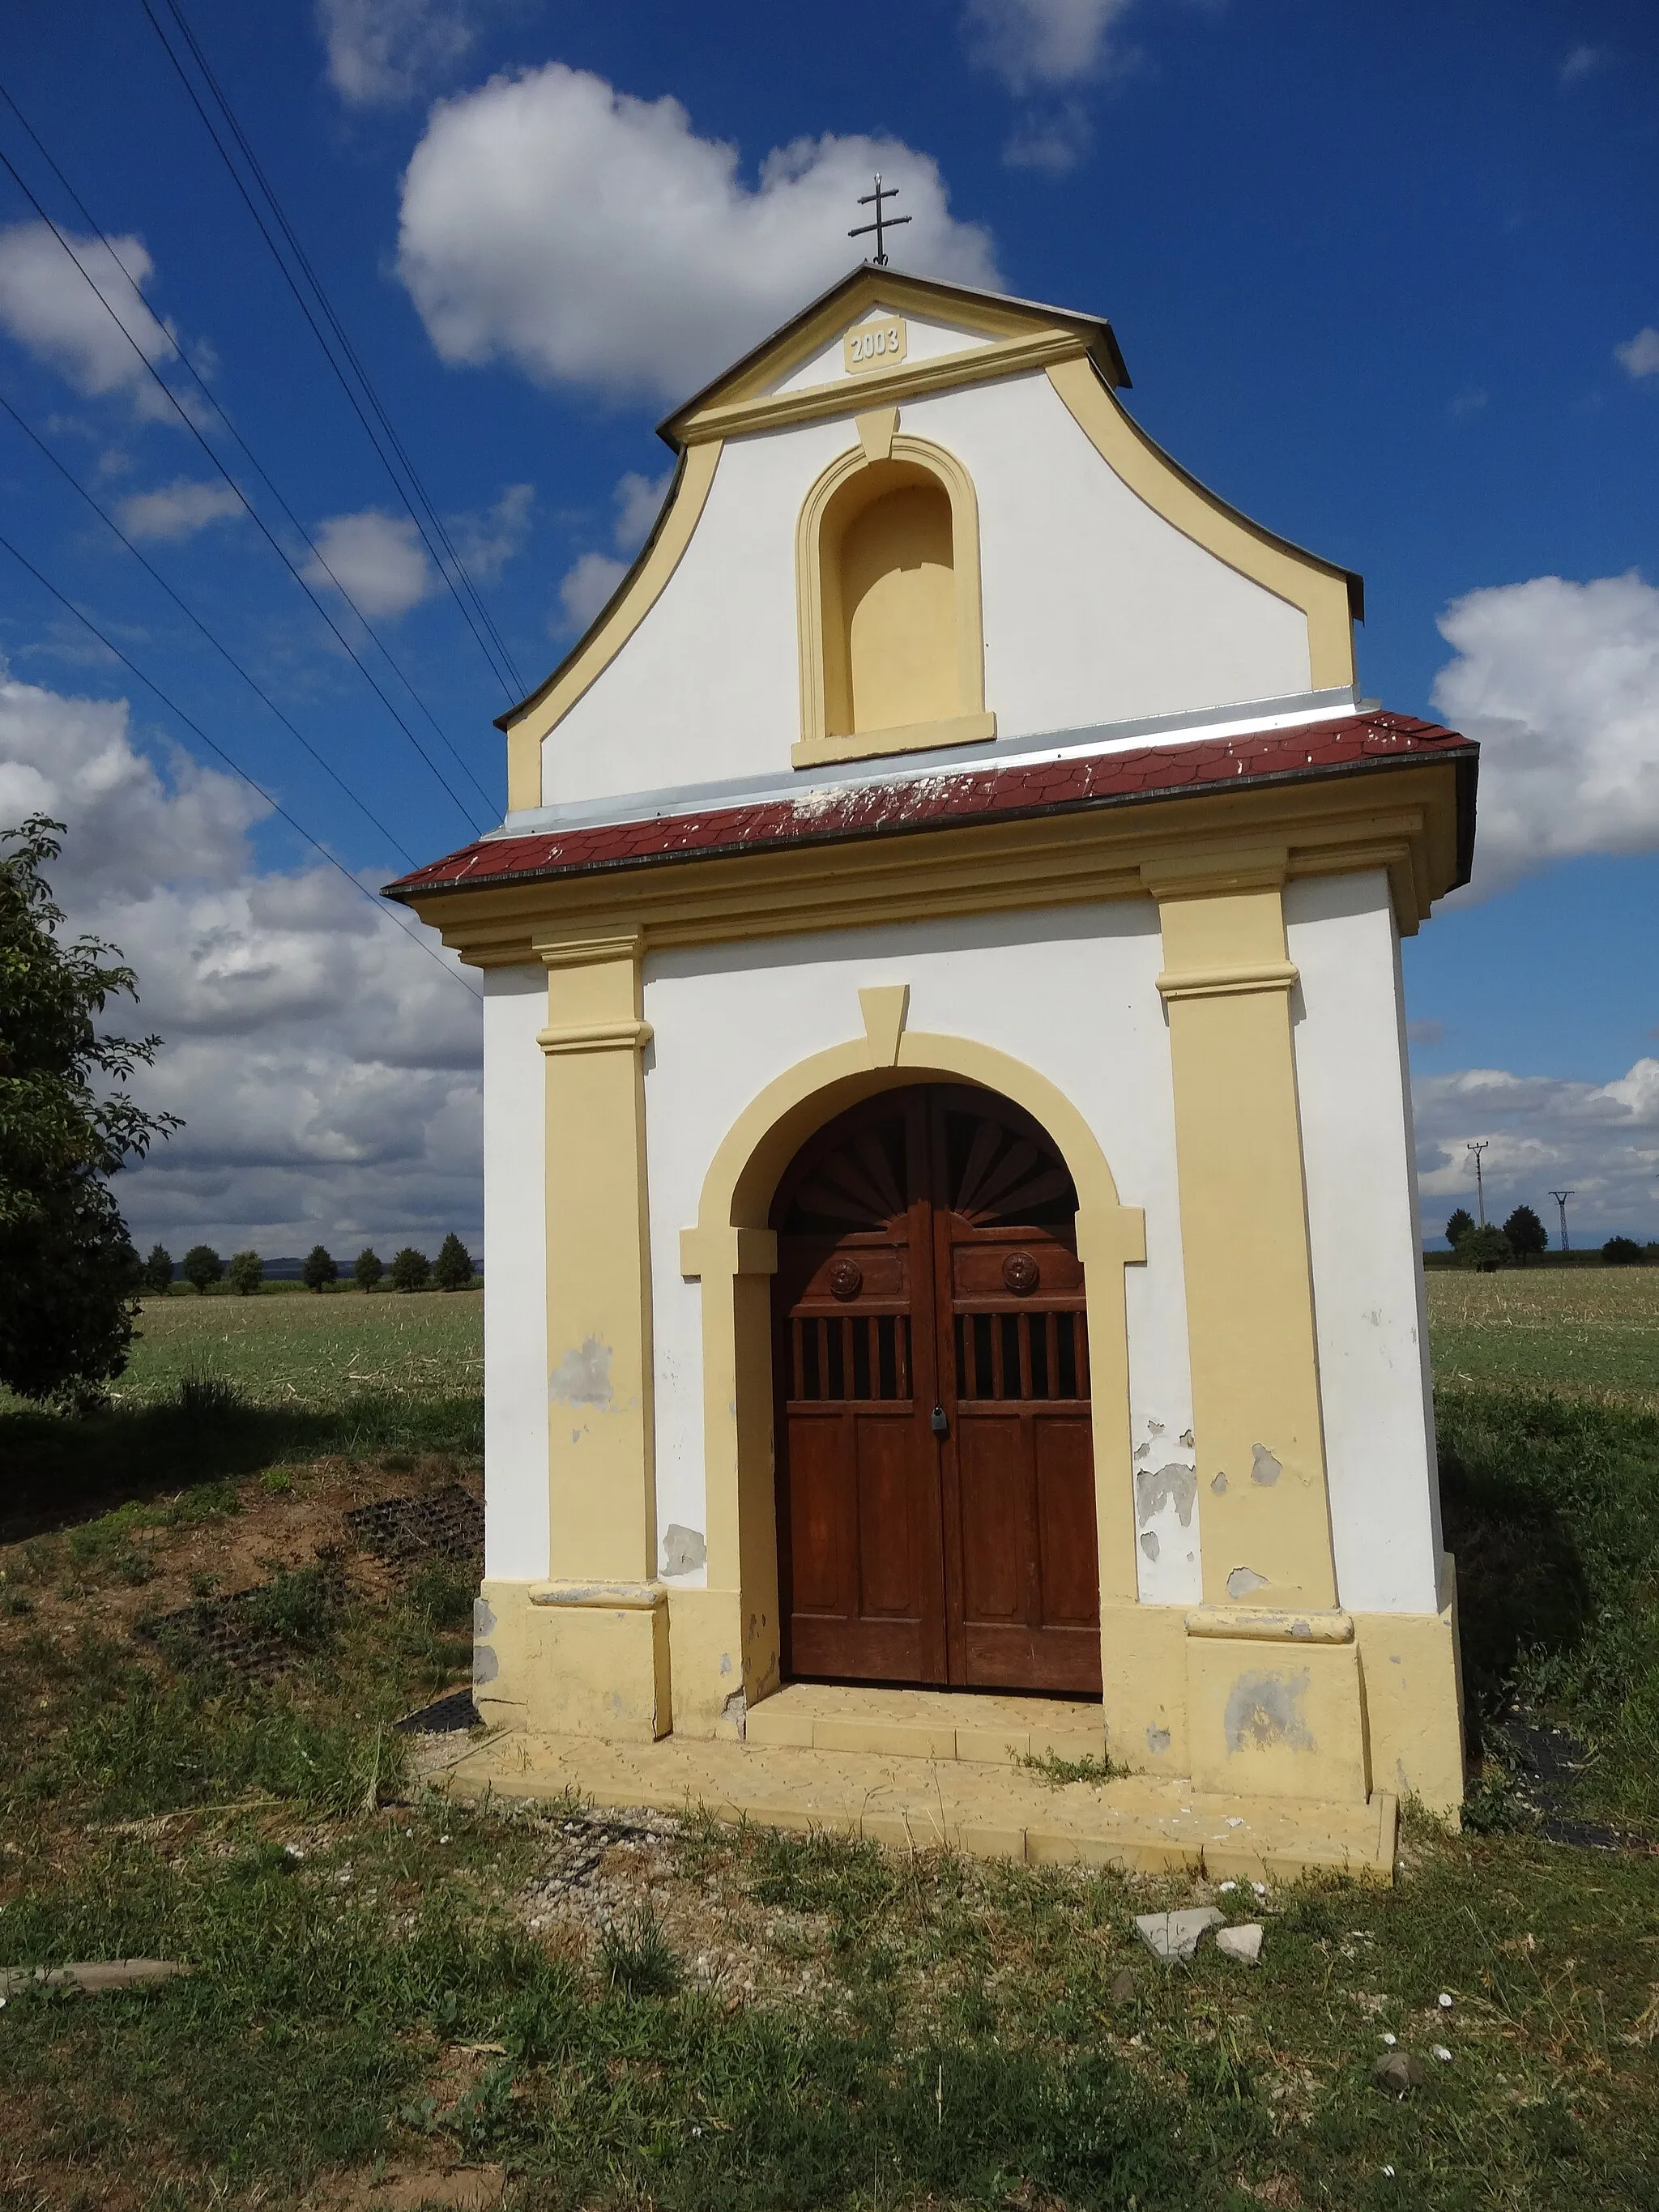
(1443, 1204, 1650, 1271)
(140, 1235, 477, 1296)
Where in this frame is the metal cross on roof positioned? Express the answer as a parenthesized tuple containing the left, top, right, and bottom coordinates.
(848, 173, 911, 267)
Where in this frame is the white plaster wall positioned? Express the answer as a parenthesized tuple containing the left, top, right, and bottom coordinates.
(773, 310, 995, 394)
(640, 904, 1201, 1605)
(542, 370, 1313, 808)
(1286, 873, 1442, 1615)
(902, 379, 1311, 744)
(482, 968, 550, 1581)
(544, 416, 851, 808)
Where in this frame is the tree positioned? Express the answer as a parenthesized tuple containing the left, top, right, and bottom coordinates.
(0, 816, 180, 1401)
(433, 1233, 474, 1291)
(353, 1246, 384, 1293)
(389, 1246, 430, 1293)
(1444, 1208, 1475, 1250)
(1456, 1224, 1512, 1272)
(182, 1245, 224, 1295)
(1503, 1204, 1548, 1266)
(1603, 1235, 1646, 1268)
(227, 1250, 263, 1297)
(301, 1243, 338, 1293)
(141, 1244, 174, 1296)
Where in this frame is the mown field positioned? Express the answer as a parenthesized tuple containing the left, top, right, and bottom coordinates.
(1, 1276, 1656, 2210)
(1426, 1266, 1659, 1410)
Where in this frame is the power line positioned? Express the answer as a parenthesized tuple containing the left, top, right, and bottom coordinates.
(0, 522, 481, 1004)
(0, 387, 420, 872)
(143, 0, 527, 701)
(0, 115, 493, 830)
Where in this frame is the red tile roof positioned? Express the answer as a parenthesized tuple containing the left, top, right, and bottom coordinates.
(385, 711, 1476, 904)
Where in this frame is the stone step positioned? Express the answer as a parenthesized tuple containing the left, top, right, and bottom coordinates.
(431, 1725, 1397, 1884)
(743, 1681, 1108, 1766)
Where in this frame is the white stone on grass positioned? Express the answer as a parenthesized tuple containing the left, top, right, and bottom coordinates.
(1133, 1907, 1222, 1962)
(1215, 1921, 1264, 1965)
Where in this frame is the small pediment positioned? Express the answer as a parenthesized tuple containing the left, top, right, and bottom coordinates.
(656, 266, 1129, 450)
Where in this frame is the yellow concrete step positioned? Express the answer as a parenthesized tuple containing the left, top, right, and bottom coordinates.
(430, 1724, 1397, 1884)
(743, 1681, 1108, 1766)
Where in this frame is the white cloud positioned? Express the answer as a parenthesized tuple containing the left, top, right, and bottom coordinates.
(304, 509, 436, 620)
(451, 480, 533, 582)
(962, 0, 1136, 92)
(1560, 43, 1609, 86)
(0, 221, 182, 421)
(116, 476, 245, 543)
(1413, 1060, 1659, 1242)
(553, 467, 672, 634)
(557, 551, 627, 632)
(397, 65, 999, 405)
(316, 0, 488, 107)
(612, 470, 670, 552)
(1001, 102, 1094, 175)
(1430, 572, 1659, 897)
(1615, 326, 1659, 379)
(0, 663, 481, 1253)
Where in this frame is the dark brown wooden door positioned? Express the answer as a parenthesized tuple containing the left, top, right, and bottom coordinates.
(771, 1084, 1101, 1695)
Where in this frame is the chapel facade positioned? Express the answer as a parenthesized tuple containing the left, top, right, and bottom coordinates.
(390, 266, 1475, 1848)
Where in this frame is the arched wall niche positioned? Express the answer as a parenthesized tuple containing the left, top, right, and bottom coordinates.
(794, 436, 996, 770)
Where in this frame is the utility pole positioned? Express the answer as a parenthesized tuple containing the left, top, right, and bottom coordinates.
(1549, 1188, 1574, 1253)
(1466, 1140, 1490, 1227)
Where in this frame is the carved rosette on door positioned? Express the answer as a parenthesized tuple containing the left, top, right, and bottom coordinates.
(770, 1084, 1101, 1694)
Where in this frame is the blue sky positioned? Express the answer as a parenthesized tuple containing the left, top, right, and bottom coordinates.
(0, 0, 1656, 1251)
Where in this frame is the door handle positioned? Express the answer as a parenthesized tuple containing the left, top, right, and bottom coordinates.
(930, 1404, 949, 1438)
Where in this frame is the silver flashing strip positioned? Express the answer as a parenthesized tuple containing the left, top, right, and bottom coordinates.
(486, 686, 1364, 843)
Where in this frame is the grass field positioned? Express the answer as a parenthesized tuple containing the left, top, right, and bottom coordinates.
(1426, 1267, 1659, 1409)
(2, 1276, 1657, 2209)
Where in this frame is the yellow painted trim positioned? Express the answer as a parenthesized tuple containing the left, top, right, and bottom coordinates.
(531, 1580, 667, 1611)
(858, 982, 909, 1067)
(795, 433, 988, 763)
(844, 312, 907, 376)
(679, 328, 1090, 446)
(1155, 959, 1300, 1001)
(1046, 354, 1359, 690)
(1150, 873, 1338, 1611)
(1185, 1605, 1354, 1644)
(680, 1026, 1147, 1712)
(856, 407, 898, 463)
(539, 933, 659, 1591)
(403, 769, 1465, 971)
(503, 441, 723, 803)
(792, 710, 996, 771)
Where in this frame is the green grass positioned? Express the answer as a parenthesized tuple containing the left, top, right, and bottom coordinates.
(1426, 1267, 1659, 1408)
(1, 1290, 484, 1532)
(2, 1283, 1659, 2206)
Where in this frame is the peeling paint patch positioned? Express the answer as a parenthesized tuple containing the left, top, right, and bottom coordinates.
(1139, 1531, 1160, 1562)
(473, 1597, 497, 1638)
(719, 1652, 732, 1676)
(1146, 1725, 1171, 1755)
(1224, 1669, 1314, 1755)
(1211, 1472, 1229, 1495)
(548, 1337, 614, 1406)
(471, 1643, 499, 1685)
(660, 1524, 707, 1576)
(1179, 1429, 1194, 1448)
(1250, 1444, 1282, 1487)
(1136, 1460, 1197, 1528)
(1227, 1565, 1269, 1599)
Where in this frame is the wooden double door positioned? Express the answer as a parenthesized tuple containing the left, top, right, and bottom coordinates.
(771, 1084, 1102, 1695)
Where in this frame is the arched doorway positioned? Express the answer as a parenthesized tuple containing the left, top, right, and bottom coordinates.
(770, 1082, 1102, 1696)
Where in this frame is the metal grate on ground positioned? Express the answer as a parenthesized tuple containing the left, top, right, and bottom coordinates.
(344, 1485, 484, 1572)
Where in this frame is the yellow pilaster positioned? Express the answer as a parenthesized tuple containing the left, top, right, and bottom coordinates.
(1145, 849, 1337, 1611)
(531, 929, 668, 1736)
